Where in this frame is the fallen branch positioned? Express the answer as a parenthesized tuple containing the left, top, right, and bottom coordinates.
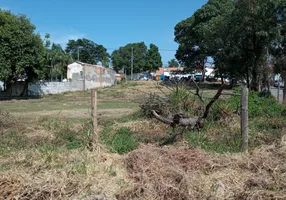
(151, 84, 226, 145)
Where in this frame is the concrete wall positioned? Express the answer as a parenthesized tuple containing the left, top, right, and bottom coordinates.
(28, 66, 116, 95)
(1, 62, 116, 96)
(28, 82, 72, 95)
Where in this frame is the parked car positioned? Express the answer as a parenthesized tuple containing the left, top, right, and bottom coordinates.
(274, 80, 284, 88)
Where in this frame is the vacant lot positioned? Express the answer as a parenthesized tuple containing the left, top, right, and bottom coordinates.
(0, 80, 286, 199)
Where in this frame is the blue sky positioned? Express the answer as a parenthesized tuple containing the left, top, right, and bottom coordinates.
(0, 0, 208, 66)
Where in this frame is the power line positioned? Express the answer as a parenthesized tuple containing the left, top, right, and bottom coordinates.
(105, 47, 177, 52)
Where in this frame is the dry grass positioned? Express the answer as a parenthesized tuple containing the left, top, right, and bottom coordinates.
(1, 81, 286, 199)
(118, 133, 286, 200)
(0, 148, 130, 200)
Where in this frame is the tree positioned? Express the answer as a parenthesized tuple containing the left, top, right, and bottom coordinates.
(225, 0, 281, 91)
(273, 49, 286, 104)
(146, 44, 162, 71)
(42, 34, 73, 81)
(272, 2, 286, 104)
(167, 59, 179, 68)
(65, 38, 110, 66)
(174, 0, 234, 82)
(111, 42, 148, 74)
(175, 0, 283, 91)
(50, 43, 73, 80)
(0, 9, 45, 95)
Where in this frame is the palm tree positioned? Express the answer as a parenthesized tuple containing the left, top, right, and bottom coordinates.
(50, 43, 73, 81)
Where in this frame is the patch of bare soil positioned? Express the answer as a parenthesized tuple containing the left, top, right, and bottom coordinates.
(118, 138, 286, 200)
(12, 108, 134, 119)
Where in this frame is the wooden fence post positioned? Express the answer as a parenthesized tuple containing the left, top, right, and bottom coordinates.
(91, 90, 98, 151)
(240, 86, 249, 153)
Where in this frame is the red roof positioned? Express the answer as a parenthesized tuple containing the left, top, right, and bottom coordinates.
(155, 67, 184, 75)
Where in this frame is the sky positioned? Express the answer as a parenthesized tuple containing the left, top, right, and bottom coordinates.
(0, 0, 208, 66)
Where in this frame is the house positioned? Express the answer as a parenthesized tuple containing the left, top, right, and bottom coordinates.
(67, 61, 116, 89)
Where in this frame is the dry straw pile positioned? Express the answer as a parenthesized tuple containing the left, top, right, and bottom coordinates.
(118, 134, 286, 199)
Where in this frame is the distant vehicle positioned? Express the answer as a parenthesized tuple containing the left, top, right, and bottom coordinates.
(274, 80, 284, 88)
(195, 74, 203, 82)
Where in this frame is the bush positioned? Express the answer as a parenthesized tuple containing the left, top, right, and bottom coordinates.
(227, 90, 283, 118)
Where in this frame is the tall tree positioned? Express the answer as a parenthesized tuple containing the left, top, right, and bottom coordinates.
(146, 44, 163, 71)
(272, 2, 286, 104)
(0, 9, 45, 95)
(111, 42, 148, 74)
(226, 0, 281, 91)
(65, 38, 110, 66)
(42, 34, 73, 81)
(167, 59, 179, 68)
(50, 43, 73, 80)
(174, 0, 234, 82)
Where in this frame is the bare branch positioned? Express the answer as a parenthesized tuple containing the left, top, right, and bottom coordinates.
(190, 78, 205, 103)
(202, 84, 226, 119)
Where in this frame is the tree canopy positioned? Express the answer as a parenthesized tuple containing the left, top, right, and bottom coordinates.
(174, 0, 286, 91)
(0, 9, 45, 86)
(146, 44, 163, 71)
(111, 42, 162, 74)
(167, 59, 179, 68)
(65, 38, 110, 66)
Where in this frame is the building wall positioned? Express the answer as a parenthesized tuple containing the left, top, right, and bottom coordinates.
(67, 62, 83, 80)
(84, 65, 116, 89)
(28, 82, 72, 95)
(27, 64, 116, 95)
(0, 62, 116, 97)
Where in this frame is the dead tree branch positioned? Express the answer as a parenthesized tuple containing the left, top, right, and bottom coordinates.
(202, 84, 226, 119)
(190, 78, 204, 103)
(151, 84, 226, 145)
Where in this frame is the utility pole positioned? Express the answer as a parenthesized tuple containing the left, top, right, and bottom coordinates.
(77, 47, 80, 61)
(131, 47, 134, 80)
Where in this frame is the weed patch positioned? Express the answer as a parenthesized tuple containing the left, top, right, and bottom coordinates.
(100, 127, 140, 154)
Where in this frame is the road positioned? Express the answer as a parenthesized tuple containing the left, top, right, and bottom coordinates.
(270, 86, 284, 103)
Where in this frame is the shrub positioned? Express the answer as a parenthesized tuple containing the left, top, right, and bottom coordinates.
(228, 91, 283, 118)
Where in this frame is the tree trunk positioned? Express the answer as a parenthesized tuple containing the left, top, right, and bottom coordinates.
(20, 82, 28, 97)
(250, 67, 259, 91)
(202, 59, 206, 82)
(220, 74, 224, 85)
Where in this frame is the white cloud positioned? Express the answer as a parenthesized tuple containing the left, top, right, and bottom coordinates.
(40, 31, 86, 48)
(52, 33, 86, 47)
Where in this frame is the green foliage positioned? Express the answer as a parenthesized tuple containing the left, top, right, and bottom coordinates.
(167, 85, 196, 113)
(228, 91, 283, 118)
(111, 42, 162, 74)
(174, 0, 234, 70)
(174, 0, 284, 90)
(146, 44, 163, 71)
(0, 130, 30, 154)
(0, 9, 45, 84)
(167, 59, 179, 68)
(0, 117, 91, 155)
(65, 38, 110, 66)
(48, 43, 73, 80)
(185, 130, 242, 154)
(100, 127, 140, 154)
(111, 42, 148, 74)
